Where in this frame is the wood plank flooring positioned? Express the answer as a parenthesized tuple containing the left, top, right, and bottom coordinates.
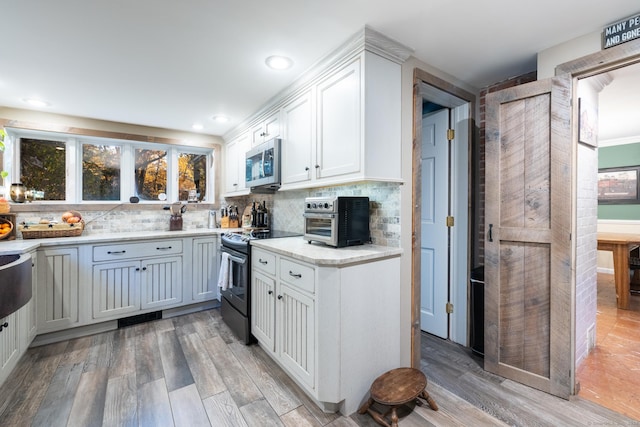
(576, 272, 640, 420)
(0, 304, 635, 426)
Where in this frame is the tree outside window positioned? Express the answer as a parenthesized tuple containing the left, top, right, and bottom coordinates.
(178, 153, 207, 201)
(135, 148, 167, 200)
(83, 144, 121, 201)
(20, 138, 66, 200)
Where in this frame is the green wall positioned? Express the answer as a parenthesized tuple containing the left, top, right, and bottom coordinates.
(598, 142, 640, 220)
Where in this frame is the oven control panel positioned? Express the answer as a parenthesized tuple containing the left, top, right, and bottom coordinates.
(304, 197, 336, 213)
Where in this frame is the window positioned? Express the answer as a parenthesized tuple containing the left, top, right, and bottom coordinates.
(83, 143, 121, 201)
(4, 129, 214, 203)
(135, 148, 167, 201)
(178, 152, 207, 202)
(20, 138, 66, 201)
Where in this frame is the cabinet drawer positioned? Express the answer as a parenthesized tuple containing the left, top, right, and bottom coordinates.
(252, 248, 276, 276)
(93, 240, 183, 262)
(280, 258, 315, 294)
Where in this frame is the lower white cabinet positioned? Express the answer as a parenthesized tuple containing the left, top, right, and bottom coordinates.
(1, 251, 37, 387)
(251, 245, 401, 415)
(37, 246, 80, 333)
(191, 237, 219, 302)
(91, 241, 183, 321)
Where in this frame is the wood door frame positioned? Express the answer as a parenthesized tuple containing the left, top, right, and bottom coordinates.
(411, 68, 476, 367)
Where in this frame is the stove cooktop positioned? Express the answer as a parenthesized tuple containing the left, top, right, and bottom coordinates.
(221, 230, 302, 251)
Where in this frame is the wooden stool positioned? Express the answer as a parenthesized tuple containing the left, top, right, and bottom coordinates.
(358, 367, 438, 427)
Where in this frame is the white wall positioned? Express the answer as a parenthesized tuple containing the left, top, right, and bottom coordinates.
(537, 31, 602, 79)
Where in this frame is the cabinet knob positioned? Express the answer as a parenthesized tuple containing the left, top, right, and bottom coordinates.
(0, 322, 8, 332)
(277, 295, 283, 300)
(315, 164, 320, 169)
(268, 290, 273, 295)
(305, 166, 309, 171)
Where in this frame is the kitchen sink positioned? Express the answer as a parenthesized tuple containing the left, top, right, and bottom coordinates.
(0, 253, 32, 319)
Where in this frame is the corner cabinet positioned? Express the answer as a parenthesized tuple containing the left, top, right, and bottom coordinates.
(280, 52, 402, 190)
(250, 245, 401, 415)
(224, 132, 250, 196)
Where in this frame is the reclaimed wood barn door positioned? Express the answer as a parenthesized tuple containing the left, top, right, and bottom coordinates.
(485, 75, 573, 398)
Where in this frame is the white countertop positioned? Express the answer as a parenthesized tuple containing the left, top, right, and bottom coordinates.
(0, 228, 242, 255)
(250, 237, 403, 266)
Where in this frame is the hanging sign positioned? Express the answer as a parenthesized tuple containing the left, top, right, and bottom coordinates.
(602, 13, 640, 49)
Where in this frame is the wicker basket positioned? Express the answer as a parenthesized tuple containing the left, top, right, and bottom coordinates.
(0, 218, 12, 240)
(19, 220, 84, 239)
(0, 202, 9, 214)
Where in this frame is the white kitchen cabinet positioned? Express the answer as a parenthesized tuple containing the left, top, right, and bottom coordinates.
(224, 132, 250, 196)
(140, 256, 182, 310)
(191, 237, 219, 302)
(22, 251, 37, 345)
(251, 248, 317, 393)
(0, 311, 20, 387)
(37, 246, 80, 333)
(91, 240, 183, 320)
(250, 242, 401, 415)
(92, 260, 141, 319)
(250, 110, 280, 147)
(279, 52, 402, 191)
(281, 90, 315, 185)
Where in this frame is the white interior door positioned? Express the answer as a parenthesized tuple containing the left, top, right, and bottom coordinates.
(420, 108, 449, 338)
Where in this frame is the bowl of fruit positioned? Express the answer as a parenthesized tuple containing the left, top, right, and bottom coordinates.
(61, 211, 83, 224)
(0, 218, 13, 240)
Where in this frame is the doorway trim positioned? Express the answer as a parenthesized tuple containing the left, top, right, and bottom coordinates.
(411, 68, 476, 367)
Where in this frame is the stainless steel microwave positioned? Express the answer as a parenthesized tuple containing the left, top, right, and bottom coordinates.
(245, 138, 281, 191)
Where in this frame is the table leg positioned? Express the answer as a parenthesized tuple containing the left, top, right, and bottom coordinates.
(612, 244, 630, 310)
(420, 389, 439, 411)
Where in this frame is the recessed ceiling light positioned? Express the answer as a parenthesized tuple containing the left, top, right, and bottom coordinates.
(23, 98, 50, 108)
(265, 55, 293, 70)
(212, 115, 229, 123)
(192, 123, 204, 130)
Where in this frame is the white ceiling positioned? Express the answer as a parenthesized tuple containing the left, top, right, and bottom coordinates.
(1, 1, 639, 137)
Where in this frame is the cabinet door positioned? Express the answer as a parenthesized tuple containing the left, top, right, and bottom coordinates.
(141, 256, 183, 310)
(282, 90, 314, 185)
(225, 133, 250, 194)
(316, 58, 361, 180)
(192, 237, 219, 302)
(251, 112, 281, 147)
(278, 282, 315, 389)
(21, 251, 37, 346)
(37, 247, 79, 332)
(251, 271, 276, 352)
(0, 311, 20, 386)
(92, 260, 141, 319)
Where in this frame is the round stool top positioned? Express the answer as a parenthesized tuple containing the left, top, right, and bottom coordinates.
(370, 367, 427, 406)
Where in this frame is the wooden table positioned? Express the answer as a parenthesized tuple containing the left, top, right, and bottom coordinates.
(597, 232, 640, 310)
(358, 367, 438, 427)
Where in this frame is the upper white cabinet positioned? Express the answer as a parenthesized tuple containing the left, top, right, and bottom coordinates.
(224, 132, 250, 196)
(281, 90, 314, 185)
(224, 27, 411, 192)
(250, 111, 280, 147)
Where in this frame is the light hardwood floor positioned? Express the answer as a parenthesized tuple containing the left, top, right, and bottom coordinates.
(576, 272, 640, 420)
(0, 305, 636, 426)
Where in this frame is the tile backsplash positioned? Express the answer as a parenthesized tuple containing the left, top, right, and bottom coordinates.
(7, 182, 402, 247)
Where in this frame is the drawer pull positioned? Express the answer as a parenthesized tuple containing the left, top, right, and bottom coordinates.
(289, 271, 302, 279)
(108, 250, 126, 255)
(156, 246, 172, 250)
(0, 322, 8, 332)
(259, 259, 268, 265)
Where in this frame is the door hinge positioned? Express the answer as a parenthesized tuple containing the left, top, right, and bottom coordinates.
(447, 129, 455, 141)
(446, 216, 454, 227)
(446, 302, 454, 314)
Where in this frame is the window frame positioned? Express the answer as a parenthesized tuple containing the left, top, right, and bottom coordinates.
(4, 128, 214, 204)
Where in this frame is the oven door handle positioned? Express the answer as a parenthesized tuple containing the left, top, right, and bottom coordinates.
(303, 212, 336, 219)
(226, 254, 246, 265)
